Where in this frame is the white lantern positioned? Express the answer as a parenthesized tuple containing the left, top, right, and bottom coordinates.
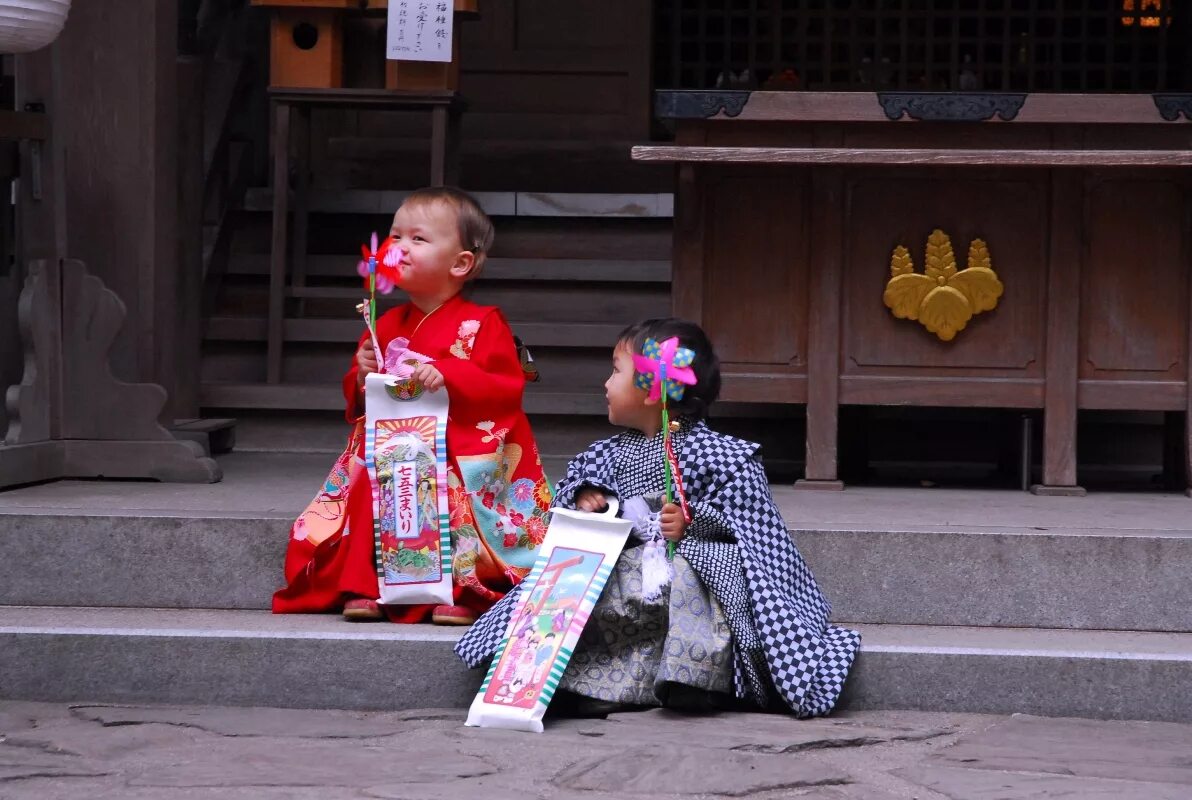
(0, 0, 71, 54)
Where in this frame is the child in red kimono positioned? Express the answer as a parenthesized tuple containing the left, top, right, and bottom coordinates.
(272, 187, 553, 625)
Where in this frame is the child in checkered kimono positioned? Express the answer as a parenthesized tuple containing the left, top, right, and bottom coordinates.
(456, 319, 859, 717)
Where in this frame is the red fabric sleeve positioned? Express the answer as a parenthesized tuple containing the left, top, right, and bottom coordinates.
(433, 309, 525, 420)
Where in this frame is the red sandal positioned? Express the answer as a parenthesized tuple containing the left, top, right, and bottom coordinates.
(431, 604, 477, 626)
(342, 597, 382, 621)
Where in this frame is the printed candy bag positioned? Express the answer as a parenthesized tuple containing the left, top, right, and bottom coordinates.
(364, 372, 452, 606)
(466, 501, 632, 733)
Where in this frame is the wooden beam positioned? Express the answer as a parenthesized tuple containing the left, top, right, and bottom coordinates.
(200, 382, 607, 415)
(223, 256, 671, 284)
(206, 317, 627, 349)
(840, 376, 1046, 408)
(1078, 380, 1188, 411)
(651, 91, 1192, 125)
(632, 146, 1192, 168)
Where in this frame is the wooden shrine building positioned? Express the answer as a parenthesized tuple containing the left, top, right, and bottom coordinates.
(1, 0, 1190, 497)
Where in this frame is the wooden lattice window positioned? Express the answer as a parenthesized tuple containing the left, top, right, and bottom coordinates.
(654, 0, 1189, 92)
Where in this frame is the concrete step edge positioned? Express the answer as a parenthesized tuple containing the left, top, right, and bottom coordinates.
(3, 606, 1191, 657)
(3, 607, 1191, 719)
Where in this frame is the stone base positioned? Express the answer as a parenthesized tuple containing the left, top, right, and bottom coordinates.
(170, 418, 238, 457)
(0, 441, 63, 487)
(2, 259, 222, 488)
(1030, 484, 1088, 497)
(795, 479, 846, 491)
(0, 439, 220, 487)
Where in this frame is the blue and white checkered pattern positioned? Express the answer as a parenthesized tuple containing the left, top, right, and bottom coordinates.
(455, 419, 859, 717)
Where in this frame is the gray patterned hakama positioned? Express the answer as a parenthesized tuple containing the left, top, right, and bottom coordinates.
(558, 546, 735, 705)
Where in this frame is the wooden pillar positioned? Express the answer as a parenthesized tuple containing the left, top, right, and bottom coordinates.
(48, 0, 181, 419)
(1032, 169, 1086, 496)
(671, 152, 705, 323)
(798, 130, 845, 490)
(268, 100, 292, 384)
(175, 56, 205, 418)
(3, 52, 53, 442)
(1186, 182, 1192, 498)
(1, 2, 218, 487)
(11, 42, 66, 450)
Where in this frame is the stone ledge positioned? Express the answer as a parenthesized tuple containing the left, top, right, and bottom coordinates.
(3, 608, 1192, 721)
(3, 508, 1192, 631)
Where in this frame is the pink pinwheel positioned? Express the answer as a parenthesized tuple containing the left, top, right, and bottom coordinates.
(632, 337, 697, 403)
(356, 233, 404, 357)
(357, 233, 403, 295)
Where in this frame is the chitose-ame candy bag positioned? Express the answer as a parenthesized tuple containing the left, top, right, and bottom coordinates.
(466, 501, 632, 733)
(364, 372, 452, 606)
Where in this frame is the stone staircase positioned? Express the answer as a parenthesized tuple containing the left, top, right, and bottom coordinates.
(2, 454, 1191, 721)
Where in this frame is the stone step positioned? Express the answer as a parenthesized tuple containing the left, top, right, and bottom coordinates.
(2, 455, 1190, 631)
(1, 606, 1190, 722)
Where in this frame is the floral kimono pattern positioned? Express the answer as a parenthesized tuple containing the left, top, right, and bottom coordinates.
(273, 294, 552, 622)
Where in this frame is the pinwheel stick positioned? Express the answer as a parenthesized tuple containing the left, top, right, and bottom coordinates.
(368, 256, 377, 336)
(633, 337, 696, 562)
(661, 362, 677, 559)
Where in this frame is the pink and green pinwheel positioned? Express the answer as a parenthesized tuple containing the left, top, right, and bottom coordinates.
(632, 337, 697, 402)
(633, 336, 696, 559)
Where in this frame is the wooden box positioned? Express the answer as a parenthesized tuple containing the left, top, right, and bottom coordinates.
(252, 0, 359, 88)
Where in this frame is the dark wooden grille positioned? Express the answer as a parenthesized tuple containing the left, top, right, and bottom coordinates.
(653, 0, 1189, 92)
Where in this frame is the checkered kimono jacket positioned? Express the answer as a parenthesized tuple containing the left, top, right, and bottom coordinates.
(455, 420, 860, 718)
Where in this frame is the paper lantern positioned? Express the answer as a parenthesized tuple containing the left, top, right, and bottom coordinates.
(1121, 0, 1172, 28)
(0, 0, 71, 54)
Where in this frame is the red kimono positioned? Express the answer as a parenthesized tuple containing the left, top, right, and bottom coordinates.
(273, 294, 553, 622)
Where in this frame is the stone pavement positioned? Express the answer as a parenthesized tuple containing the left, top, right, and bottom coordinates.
(2, 702, 1191, 800)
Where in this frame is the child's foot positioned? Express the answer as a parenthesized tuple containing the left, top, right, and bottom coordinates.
(431, 604, 477, 625)
(342, 597, 382, 621)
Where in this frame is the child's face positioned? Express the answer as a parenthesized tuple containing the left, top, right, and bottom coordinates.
(605, 341, 660, 434)
(388, 200, 474, 298)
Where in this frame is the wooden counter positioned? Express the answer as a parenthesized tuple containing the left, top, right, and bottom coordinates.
(637, 90, 1192, 495)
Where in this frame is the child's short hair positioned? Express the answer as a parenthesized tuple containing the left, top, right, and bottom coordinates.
(618, 318, 721, 420)
(401, 186, 495, 279)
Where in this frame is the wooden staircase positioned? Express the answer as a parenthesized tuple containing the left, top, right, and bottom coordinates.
(197, 191, 675, 463)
